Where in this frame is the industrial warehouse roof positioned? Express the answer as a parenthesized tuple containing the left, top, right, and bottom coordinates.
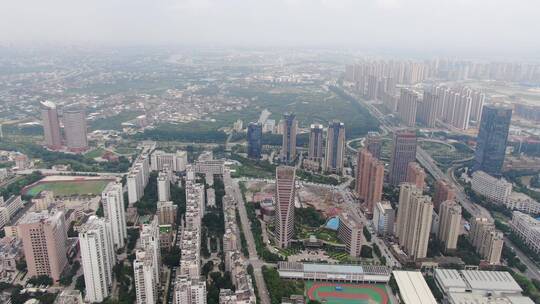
(434, 269, 468, 290)
(278, 262, 390, 276)
(393, 271, 437, 304)
(435, 269, 525, 300)
(461, 270, 522, 293)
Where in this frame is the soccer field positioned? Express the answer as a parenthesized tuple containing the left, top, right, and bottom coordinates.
(305, 282, 389, 304)
(26, 180, 111, 197)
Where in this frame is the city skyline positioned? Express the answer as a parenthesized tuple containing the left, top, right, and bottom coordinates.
(1, 7, 540, 301)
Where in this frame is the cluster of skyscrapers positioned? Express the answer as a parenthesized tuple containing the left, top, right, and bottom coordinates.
(247, 112, 347, 175)
(469, 217, 504, 265)
(395, 85, 485, 130)
(15, 180, 127, 303)
(352, 122, 508, 263)
(40, 101, 88, 152)
(393, 183, 465, 260)
(345, 61, 430, 95)
(347, 59, 540, 85)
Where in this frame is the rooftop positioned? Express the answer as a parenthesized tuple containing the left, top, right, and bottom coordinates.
(462, 270, 522, 293)
(278, 262, 390, 276)
(393, 271, 437, 304)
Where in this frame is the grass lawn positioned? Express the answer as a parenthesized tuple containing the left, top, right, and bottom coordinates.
(84, 148, 106, 159)
(114, 147, 139, 155)
(26, 180, 111, 197)
(306, 282, 389, 304)
(327, 251, 353, 263)
(297, 227, 342, 244)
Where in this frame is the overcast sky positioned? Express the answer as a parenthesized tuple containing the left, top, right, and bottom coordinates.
(1, 0, 538, 55)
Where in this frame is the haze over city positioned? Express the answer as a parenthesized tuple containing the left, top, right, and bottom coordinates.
(2, 1, 540, 304)
(1, 0, 540, 57)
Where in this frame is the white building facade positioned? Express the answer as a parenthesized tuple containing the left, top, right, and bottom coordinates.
(471, 171, 512, 204)
(79, 216, 115, 303)
(101, 183, 127, 248)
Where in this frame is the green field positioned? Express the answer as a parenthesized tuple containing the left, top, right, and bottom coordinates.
(84, 148, 106, 159)
(306, 282, 388, 304)
(26, 180, 111, 197)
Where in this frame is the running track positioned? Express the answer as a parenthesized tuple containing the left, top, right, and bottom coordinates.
(307, 282, 389, 304)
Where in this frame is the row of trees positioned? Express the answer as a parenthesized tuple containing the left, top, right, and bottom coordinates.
(0, 171, 42, 200)
(0, 140, 131, 173)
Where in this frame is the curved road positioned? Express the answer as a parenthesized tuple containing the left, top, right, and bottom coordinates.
(338, 85, 540, 282)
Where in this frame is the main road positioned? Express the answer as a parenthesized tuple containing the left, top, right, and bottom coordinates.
(337, 85, 540, 281)
(230, 179, 271, 304)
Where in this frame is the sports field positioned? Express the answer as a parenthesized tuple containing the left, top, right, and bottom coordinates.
(25, 180, 111, 197)
(306, 282, 389, 304)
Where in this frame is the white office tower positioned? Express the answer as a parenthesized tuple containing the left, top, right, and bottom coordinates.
(176, 151, 188, 171)
(101, 183, 127, 248)
(79, 216, 115, 303)
(157, 172, 170, 202)
(133, 250, 158, 304)
(174, 275, 207, 304)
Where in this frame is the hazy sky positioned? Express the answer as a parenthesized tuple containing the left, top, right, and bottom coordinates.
(1, 0, 538, 54)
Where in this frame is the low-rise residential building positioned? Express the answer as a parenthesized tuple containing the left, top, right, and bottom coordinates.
(509, 211, 540, 255)
(54, 290, 84, 304)
(505, 192, 540, 215)
(471, 171, 512, 204)
(0, 237, 23, 279)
